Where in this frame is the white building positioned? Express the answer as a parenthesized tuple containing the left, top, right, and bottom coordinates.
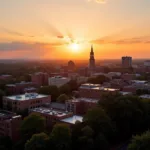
(48, 76, 70, 87)
(144, 60, 150, 67)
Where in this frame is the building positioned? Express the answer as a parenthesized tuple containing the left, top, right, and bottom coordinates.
(3, 93, 51, 112)
(31, 72, 49, 87)
(140, 94, 150, 99)
(79, 83, 119, 99)
(6, 81, 36, 95)
(48, 76, 70, 87)
(144, 60, 150, 67)
(0, 75, 12, 81)
(0, 110, 21, 141)
(60, 115, 83, 125)
(66, 98, 98, 115)
(30, 107, 73, 127)
(122, 56, 132, 68)
(89, 45, 95, 72)
(68, 60, 76, 71)
(121, 73, 135, 81)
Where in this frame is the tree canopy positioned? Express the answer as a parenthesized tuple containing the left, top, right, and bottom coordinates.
(20, 113, 46, 138)
(128, 131, 150, 150)
(25, 132, 49, 150)
(56, 94, 69, 103)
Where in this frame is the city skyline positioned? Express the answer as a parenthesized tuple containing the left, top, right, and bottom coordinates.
(0, 0, 150, 60)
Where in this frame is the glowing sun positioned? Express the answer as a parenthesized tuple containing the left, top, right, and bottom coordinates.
(70, 43, 79, 52)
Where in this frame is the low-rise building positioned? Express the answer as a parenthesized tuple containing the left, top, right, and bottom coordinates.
(66, 98, 98, 115)
(3, 93, 51, 112)
(30, 107, 73, 127)
(0, 110, 21, 141)
(140, 94, 150, 99)
(48, 76, 70, 87)
(6, 81, 36, 95)
(79, 83, 119, 99)
(0, 75, 12, 80)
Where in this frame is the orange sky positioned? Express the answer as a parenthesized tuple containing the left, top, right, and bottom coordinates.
(0, 0, 150, 60)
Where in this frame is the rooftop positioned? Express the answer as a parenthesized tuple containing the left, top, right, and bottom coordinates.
(68, 97, 99, 103)
(49, 76, 69, 79)
(0, 110, 20, 119)
(140, 94, 150, 99)
(61, 115, 83, 124)
(6, 93, 49, 101)
(31, 107, 72, 117)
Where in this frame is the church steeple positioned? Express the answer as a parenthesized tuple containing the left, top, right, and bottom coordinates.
(89, 44, 95, 71)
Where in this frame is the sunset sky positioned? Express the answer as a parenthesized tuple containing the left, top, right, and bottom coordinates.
(0, 0, 150, 60)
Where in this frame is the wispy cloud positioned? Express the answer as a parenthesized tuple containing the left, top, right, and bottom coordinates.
(0, 41, 65, 52)
(0, 27, 34, 37)
(91, 36, 150, 44)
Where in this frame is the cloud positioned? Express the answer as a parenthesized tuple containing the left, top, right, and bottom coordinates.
(0, 41, 65, 52)
(0, 27, 34, 37)
(91, 36, 150, 45)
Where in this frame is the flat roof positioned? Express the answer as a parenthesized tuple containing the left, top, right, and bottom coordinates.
(0, 110, 15, 117)
(6, 93, 49, 101)
(31, 107, 71, 117)
(61, 115, 83, 124)
(69, 98, 99, 103)
(140, 95, 150, 99)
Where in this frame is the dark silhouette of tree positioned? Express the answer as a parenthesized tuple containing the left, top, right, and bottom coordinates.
(128, 131, 150, 150)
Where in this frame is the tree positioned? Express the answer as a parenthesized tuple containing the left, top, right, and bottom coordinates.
(128, 131, 150, 150)
(20, 113, 46, 138)
(25, 132, 49, 150)
(38, 85, 60, 101)
(83, 107, 114, 139)
(57, 94, 69, 103)
(0, 89, 5, 108)
(100, 94, 147, 140)
(0, 136, 12, 150)
(59, 84, 71, 95)
(50, 124, 71, 150)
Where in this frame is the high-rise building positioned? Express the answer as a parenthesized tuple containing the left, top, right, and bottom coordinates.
(89, 45, 95, 71)
(122, 56, 132, 68)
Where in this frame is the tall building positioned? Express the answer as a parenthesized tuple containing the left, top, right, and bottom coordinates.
(89, 45, 95, 71)
(68, 60, 75, 71)
(122, 56, 132, 68)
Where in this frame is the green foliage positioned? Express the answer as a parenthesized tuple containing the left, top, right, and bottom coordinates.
(50, 124, 71, 150)
(20, 113, 46, 138)
(59, 84, 71, 95)
(57, 94, 69, 103)
(83, 107, 114, 138)
(38, 85, 60, 101)
(100, 94, 148, 139)
(25, 132, 49, 150)
(87, 75, 110, 84)
(128, 131, 150, 150)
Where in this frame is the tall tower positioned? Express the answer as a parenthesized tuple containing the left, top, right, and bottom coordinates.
(89, 45, 95, 71)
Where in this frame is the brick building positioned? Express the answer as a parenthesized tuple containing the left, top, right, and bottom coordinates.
(66, 98, 98, 115)
(3, 93, 51, 112)
(6, 81, 36, 95)
(0, 110, 21, 141)
(31, 72, 49, 87)
(79, 83, 119, 99)
(30, 107, 73, 127)
(0, 75, 12, 81)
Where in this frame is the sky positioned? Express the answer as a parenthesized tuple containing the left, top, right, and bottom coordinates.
(0, 0, 150, 60)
